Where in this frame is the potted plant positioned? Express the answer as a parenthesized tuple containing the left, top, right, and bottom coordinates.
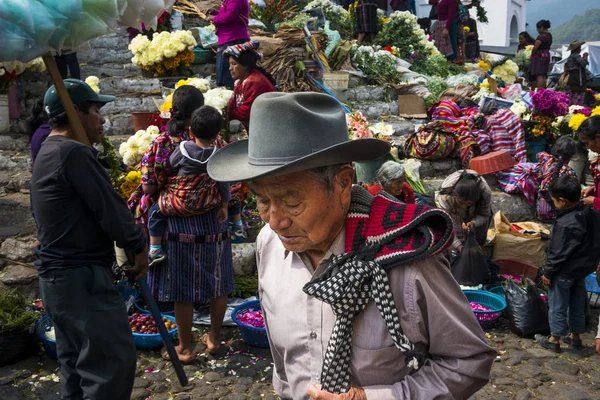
(0, 290, 40, 366)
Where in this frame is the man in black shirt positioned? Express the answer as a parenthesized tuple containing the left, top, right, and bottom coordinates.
(31, 79, 148, 400)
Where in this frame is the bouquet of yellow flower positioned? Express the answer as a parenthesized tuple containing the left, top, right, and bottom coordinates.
(119, 171, 142, 201)
(129, 30, 197, 77)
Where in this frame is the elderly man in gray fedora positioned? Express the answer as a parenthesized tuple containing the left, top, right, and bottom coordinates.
(208, 92, 495, 400)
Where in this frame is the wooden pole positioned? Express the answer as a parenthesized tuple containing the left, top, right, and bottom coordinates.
(42, 54, 91, 147)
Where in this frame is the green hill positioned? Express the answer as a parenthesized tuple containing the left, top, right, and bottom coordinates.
(526, 0, 598, 31)
(551, 9, 600, 45)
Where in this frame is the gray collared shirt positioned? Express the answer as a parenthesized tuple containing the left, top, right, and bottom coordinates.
(257, 224, 496, 400)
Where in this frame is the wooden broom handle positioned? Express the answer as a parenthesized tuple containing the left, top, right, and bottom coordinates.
(42, 54, 91, 147)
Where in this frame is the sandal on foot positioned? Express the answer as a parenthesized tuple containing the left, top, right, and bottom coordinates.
(534, 334, 562, 353)
(562, 336, 583, 350)
(201, 333, 220, 354)
(161, 344, 201, 364)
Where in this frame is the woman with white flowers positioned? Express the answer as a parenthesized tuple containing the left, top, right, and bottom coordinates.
(224, 40, 277, 130)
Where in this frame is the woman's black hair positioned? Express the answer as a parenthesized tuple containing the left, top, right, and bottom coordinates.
(452, 171, 482, 202)
(166, 85, 205, 137)
(549, 174, 581, 203)
(551, 136, 577, 162)
(545, 136, 578, 208)
(190, 105, 223, 141)
(440, 170, 482, 202)
(536, 20, 551, 30)
(519, 31, 535, 44)
(26, 99, 48, 140)
(578, 115, 600, 140)
(226, 51, 277, 87)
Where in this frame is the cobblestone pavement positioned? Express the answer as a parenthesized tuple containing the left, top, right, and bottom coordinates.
(1, 310, 598, 400)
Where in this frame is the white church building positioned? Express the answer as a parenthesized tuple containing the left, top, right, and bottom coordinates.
(414, 0, 528, 54)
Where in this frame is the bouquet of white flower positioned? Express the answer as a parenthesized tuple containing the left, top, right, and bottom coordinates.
(119, 125, 160, 167)
(129, 30, 197, 76)
(204, 88, 234, 115)
(351, 45, 403, 83)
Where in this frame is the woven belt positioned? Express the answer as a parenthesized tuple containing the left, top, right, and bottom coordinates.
(164, 231, 229, 244)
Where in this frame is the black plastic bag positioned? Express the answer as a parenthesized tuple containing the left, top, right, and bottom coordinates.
(505, 279, 549, 337)
(451, 230, 491, 286)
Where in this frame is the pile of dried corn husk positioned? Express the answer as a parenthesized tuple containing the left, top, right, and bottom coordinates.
(274, 27, 327, 48)
(261, 48, 320, 93)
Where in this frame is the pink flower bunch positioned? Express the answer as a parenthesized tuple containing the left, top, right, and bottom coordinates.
(470, 302, 499, 322)
(531, 89, 569, 117)
(501, 273, 522, 284)
(237, 309, 265, 329)
(346, 111, 372, 140)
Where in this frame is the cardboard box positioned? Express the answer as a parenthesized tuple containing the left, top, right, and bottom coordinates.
(398, 95, 427, 118)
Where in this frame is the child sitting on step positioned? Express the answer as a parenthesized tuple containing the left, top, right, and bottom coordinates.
(535, 174, 600, 353)
(147, 106, 230, 266)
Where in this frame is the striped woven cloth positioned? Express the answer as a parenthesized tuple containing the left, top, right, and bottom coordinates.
(481, 109, 527, 163)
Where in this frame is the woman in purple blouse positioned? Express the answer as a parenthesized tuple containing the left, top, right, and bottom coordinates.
(208, 0, 250, 89)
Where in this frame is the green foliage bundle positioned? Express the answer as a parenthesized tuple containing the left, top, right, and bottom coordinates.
(0, 290, 39, 333)
(351, 45, 403, 83)
(233, 275, 259, 299)
(411, 54, 450, 78)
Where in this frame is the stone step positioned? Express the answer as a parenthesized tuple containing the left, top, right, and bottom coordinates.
(0, 171, 31, 194)
(418, 158, 463, 179)
(346, 86, 389, 103)
(0, 150, 31, 173)
(0, 133, 29, 153)
(99, 77, 161, 96)
(81, 63, 143, 79)
(352, 101, 399, 120)
(0, 192, 36, 239)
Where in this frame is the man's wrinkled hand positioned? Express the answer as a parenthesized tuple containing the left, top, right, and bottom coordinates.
(308, 385, 367, 400)
(130, 245, 149, 280)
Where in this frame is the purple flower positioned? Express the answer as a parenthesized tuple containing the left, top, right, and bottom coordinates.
(576, 107, 592, 116)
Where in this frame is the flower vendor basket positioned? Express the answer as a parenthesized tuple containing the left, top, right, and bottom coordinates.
(232, 300, 269, 349)
(355, 156, 387, 184)
(526, 138, 546, 162)
(35, 314, 58, 360)
(494, 258, 539, 281)
(322, 72, 350, 91)
(0, 94, 9, 133)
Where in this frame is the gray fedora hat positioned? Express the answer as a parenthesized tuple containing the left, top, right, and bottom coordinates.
(207, 92, 390, 183)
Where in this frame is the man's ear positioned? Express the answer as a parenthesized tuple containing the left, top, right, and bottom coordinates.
(336, 165, 355, 191)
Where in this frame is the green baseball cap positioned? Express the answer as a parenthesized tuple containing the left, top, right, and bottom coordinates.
(43, 79, 115, 118)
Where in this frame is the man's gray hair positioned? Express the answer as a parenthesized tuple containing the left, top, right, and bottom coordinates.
(308, 163, 352, 193)
(375, 161, 405, 187)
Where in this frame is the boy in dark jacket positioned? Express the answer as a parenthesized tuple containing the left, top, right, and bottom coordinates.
(535, 175, 600, 352)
